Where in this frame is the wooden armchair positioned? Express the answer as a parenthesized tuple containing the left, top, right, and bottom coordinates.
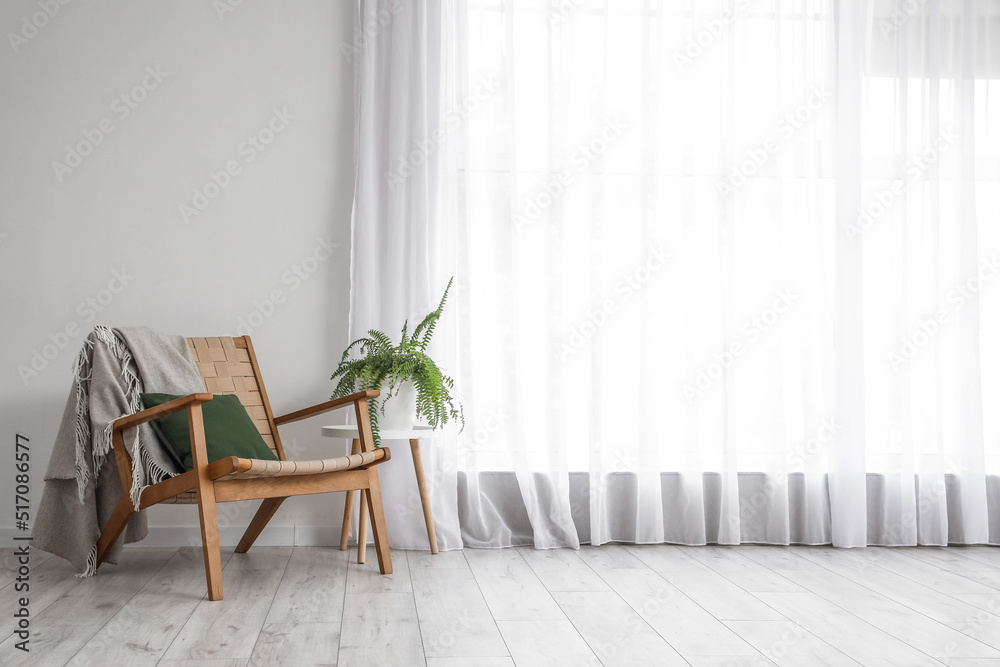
(94, 336, 392, 600)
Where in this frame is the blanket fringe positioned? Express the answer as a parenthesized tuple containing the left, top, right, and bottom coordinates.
(72, 337, 95, 503)
(129, 434, 176, 510)
(76, 545, 98, 578)
(91, 326, 147, 508)
(59, 326, 193, 580)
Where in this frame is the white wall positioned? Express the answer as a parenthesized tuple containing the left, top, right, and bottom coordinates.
(0, 0, 359, 546)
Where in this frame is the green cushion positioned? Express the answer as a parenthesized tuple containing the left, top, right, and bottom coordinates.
(141, 393, 279, 471)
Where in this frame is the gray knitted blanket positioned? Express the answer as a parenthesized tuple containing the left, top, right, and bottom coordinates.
(32, 327, 205, 576)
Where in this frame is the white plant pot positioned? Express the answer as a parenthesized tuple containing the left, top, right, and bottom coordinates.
(378, 379, 417, 431)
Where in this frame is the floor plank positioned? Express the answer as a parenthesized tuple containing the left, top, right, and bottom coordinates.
(684, 658, 778, 666)
(4, 544, 1000, 665)
(248, 623, 340, 667)
(0, 553, 82, 641)
(597, 567, 756, 656)
(679, 546, 805, 592)
(157, 661, 249, 666)
(407, 549, 469, 570)
(67, 547, 234, 667)
(425, 659, 515, 667)
(495, 620, 598, 666)
(736, 545, 825, 571)
(551, 591, 688, 665)
(956, 570, 1000, 592)
(345, 547, 411, 594)
(515, 547, 610, 592)
(0, 546, 54, 583)
(865, 548, 1000, 597)
(945, 547, 1000, 570)
(575, 544, 647, 570)
(793, 548, 1000, 655)
(465, 548, 565, 621)
(757, 591, 946, 666)
(338, 592, 424, 666)
(0, 622, 106, 667)
(224, 546, 293, 572)
(724, 620, 860, 666)
(265, 547, 349, 625)
(893, 547, 996, 572)
(35, 548, 175, 627)
(776, 570, 995, 658)
(410, 567, 508, 658)
(627, 545, 785, 620)
(161, 567, 284, 661)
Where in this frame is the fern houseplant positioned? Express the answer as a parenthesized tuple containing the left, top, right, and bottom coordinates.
(331, 278, 464, 447)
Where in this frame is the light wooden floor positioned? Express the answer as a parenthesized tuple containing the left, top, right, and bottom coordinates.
(3, 543, 1000, 666)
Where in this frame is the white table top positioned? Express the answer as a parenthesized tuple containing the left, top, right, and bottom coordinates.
(321, 424, 436, 440)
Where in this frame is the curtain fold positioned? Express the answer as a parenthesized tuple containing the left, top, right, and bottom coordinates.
(347, 0, 462, 550)
(349, 0, 1000, 550)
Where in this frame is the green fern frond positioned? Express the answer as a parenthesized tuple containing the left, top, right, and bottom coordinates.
(330, 278, 463, 448)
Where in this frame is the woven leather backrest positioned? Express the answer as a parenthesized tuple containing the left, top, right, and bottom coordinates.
(187, 336, 284, 460)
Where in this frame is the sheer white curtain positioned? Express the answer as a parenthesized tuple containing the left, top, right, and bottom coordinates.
(346, 0, 464, 550)
(351, 0, 1000, 550)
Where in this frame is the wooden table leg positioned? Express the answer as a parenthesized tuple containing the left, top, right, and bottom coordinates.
(410, 439, 438, 554)
(341, 438, 359, 553)
(357, 488, 369, 564)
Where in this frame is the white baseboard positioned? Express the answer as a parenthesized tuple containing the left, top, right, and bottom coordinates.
(1, 525, 359, 548)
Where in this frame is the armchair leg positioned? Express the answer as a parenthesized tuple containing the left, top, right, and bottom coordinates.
(341, 438, 362, 553)
(96, 494, 135, 568)
(196, 481, 223, 601)
(365, 469, 393, 575)
(189, 403, 223, 600)
(236, 497, 286, 553)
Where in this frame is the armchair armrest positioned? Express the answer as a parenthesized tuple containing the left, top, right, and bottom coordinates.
(108, 393, 214, 496)
(112, 393, 214, 432)
(274, 390, 380, 426)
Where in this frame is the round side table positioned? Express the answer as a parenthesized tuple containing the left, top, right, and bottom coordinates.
(321, 425, 438, 562)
